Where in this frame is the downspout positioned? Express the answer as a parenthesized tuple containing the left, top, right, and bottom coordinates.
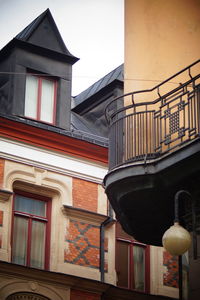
(100, 202, 115, 282)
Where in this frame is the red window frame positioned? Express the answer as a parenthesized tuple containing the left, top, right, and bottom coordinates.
(25, 73, 57, 125)
(11, 190, 51, 270)
(116, 222, 150, 293)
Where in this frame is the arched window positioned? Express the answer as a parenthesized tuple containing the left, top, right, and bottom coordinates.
(6, 292, 50, 300)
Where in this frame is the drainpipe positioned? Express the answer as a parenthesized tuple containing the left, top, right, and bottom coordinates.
(100, 213, 114, 282)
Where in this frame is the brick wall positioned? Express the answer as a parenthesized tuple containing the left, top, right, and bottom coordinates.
(0, 159, 5, 188)
(72, 178, 98, 212)
(0, 211, 3, 227)
(69, 179, 109, 271)
(71, 289, 101, 300)
(64, 219, 108, 271)
(163, 251, 179, 288)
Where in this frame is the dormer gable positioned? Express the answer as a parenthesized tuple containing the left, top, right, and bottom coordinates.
(15, 9, 73, 57)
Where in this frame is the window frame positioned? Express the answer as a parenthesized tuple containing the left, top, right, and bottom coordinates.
(116, 223, 150, 293)
(11, 190, 52, 270)
(24, 73, 57, 125)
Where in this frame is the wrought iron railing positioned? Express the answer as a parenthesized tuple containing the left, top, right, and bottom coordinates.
(105, 60, 200, 170)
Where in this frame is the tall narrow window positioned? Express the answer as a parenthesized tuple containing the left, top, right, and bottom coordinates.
(12, 191, 51, 270)
(116, 222, 150, 293)
(25, 74, 57, 124)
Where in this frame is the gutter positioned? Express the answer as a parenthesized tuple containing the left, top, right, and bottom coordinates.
(100, 216, 115, 282)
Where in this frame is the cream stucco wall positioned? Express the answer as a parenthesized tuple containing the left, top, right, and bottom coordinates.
(125, 0, 200, 98)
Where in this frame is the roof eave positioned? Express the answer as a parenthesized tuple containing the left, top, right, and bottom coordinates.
(0, 39, 79, 65)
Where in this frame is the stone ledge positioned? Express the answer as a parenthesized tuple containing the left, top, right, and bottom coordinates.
(0, 189, 13, 202)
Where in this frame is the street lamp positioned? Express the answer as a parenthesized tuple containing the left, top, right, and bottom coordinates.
(162, 190, 197, 259)
(162, 190, 197, 300)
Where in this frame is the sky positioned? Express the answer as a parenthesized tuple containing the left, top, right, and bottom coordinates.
(0, 0, 124, 96)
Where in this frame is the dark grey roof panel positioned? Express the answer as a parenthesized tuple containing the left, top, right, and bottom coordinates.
(15, 8, 77, 59)
(73, 64, 124, 107)
(15, 10, 47, 41)
(71, 112, 97, 134)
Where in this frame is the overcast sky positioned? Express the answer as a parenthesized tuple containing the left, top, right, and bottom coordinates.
(0, 0, 124, 96)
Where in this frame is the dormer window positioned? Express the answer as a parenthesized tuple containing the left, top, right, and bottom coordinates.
(24, 74, 57, 124)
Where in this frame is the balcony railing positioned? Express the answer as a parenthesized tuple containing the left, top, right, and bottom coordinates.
(105, 60, 200, 170)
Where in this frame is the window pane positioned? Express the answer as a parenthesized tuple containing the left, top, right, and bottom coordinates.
(40, 79, 55, 123)
(30, 220, 46, 269)
(12, 216, 28, 265)
(25, 75, 38, 118)
(15, 195, 46, 217)
(133, 246, 145, 291)
(117, 241, 129, 288)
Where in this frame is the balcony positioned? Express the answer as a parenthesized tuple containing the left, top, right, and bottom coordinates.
(104, 60, 200, 246)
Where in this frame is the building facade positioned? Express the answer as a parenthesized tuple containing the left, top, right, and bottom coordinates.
(0, 8, 182, 300)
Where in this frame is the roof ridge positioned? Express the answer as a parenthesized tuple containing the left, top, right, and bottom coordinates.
(73, 64, 124, 106)
(15, 9, 49, 41)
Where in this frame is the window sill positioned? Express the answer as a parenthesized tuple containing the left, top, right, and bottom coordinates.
(0, 189, 13, 202)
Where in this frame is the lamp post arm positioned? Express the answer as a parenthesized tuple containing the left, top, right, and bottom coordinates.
(174, 190, 191, 222)
(174, 190, 197, 260)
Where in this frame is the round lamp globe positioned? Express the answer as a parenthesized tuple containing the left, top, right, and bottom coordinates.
(162, 222, 191, 256)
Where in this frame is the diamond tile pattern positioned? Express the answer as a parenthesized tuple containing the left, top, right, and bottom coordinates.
(64, 219, 108, 270)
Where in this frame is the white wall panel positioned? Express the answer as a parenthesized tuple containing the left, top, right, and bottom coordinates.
(0, 138, 108, 183)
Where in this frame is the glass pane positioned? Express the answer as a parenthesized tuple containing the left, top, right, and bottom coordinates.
(117, 241, 129, 288)
(12, 216, 28, 265)
(40, 79, 55, 123)
(25, 75, 38, 118)
(133, 246, 145, 291)
(15, 195, 46, 217)
(30, 220, 46, 269)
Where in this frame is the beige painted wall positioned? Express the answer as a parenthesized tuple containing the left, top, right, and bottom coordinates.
(125, 0, 200, 99)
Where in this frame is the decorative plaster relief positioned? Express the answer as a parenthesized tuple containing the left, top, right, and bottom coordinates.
(0, 277, 70, 300)
(4, 160, 72, 206)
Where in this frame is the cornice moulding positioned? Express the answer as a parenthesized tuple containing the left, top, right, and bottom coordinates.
(0, 189, 13, 202)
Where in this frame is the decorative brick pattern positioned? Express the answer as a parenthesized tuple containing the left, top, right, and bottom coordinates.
(0, 211, 3, 227)
(72, 178, 98, 212)
(71, 289, 101, 300)
(64, 219, 107, 271)
(0, 159, 5, 188)
(163, 251, 179, 288)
